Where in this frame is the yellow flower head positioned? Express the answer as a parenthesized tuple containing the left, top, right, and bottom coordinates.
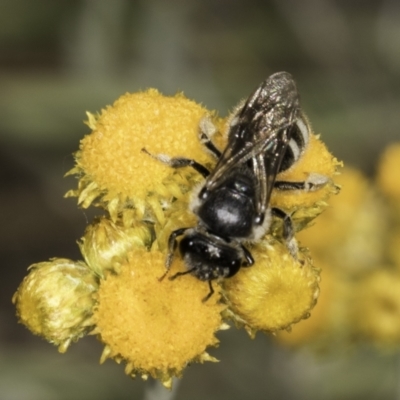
(66, 89, 224, 223)
(13, 259, 98, 352)
(93, 249, 225, 388)
(223, 239, 320, 336)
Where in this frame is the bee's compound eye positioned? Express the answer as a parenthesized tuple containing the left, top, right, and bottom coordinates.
(226, 258, 242, 277)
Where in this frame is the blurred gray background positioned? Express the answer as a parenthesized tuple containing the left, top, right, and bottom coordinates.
(1, 1, 400, 399)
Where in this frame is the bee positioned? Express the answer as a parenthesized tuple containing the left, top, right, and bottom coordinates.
(143, 72, 328, 301)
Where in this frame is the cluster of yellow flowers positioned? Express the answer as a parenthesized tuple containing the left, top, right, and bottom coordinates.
(13, 89, 340, 388)
(278, 144, 400, 349)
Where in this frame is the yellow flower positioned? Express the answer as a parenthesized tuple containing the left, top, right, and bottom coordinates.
(13, 259, 98, 353)
(223, 239, 320, 336)
(66, 89, 224, 223)
(93, 249, 225, 388)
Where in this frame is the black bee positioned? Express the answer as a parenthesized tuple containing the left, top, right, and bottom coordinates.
(143, 72, 327, 301)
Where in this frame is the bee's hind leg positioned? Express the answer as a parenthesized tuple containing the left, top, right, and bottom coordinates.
(271, 207, 298, 258)
(274, 173, 330, 192)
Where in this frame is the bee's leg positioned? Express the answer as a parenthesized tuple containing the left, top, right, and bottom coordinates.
(169, 268, 215, 302)
(240, 244, 254, 267)
(274, 173, 330, 192)
(168, 267, 194, 281)
(271, 207, 298, 258)
(169, 267, 214, 302)
(159, 227, 189, 281)
(202, 280, 215, 302)
(141, 148, 210, 178)
(198, 116, 222, 159)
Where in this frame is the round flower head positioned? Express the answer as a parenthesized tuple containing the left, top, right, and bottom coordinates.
(66, 89, 224, 223)
(223, 239, 320, 336)
(13, 259, 98, 352)
(93, 249, 226, 388)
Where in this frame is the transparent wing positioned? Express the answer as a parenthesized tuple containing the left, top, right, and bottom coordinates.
(202, 72, 300, 220)
(250, 126, 292, 220)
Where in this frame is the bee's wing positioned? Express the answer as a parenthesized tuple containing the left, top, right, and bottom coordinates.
(253, 127, 291, 219)
(203, 72, 299, 220)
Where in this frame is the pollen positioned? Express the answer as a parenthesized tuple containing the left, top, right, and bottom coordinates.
(93, 249, 224, 386)
(223, 240, 320, 335)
